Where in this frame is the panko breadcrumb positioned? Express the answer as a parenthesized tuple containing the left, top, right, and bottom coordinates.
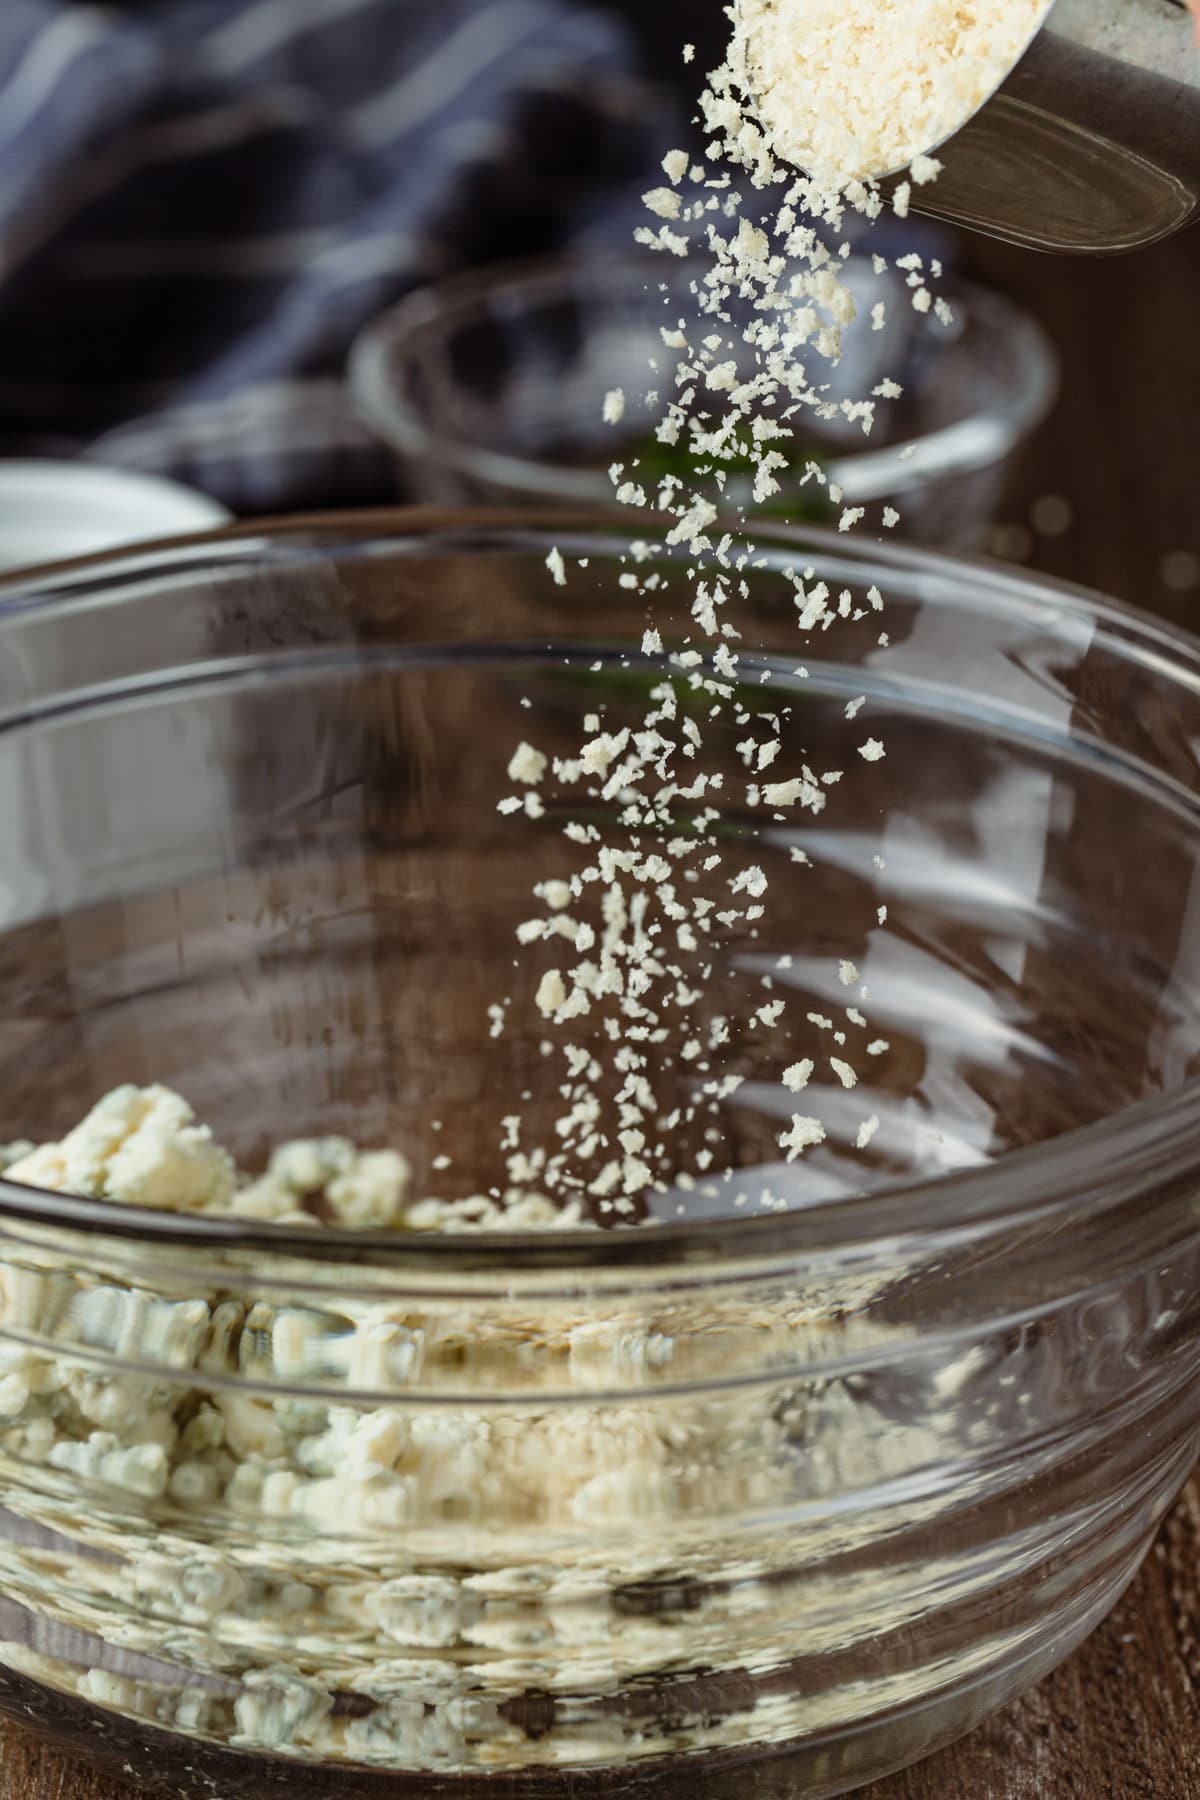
(733, 0, 1050, 187)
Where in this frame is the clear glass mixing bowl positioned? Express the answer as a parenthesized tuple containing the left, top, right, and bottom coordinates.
(0, 512, 1197, 1800)
(348, 255, 1059, 547)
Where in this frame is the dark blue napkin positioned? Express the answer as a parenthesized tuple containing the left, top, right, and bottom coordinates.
(0, 0, 675, 511)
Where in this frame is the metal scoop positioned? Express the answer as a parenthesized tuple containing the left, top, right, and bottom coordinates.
(912, 0, 1200, 253)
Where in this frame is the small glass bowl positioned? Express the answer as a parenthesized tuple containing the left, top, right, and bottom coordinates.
(0, 513, 1197, 1799)
(349, 255, 1058, 547)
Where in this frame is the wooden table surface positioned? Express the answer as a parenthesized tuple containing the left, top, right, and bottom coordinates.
(2, 215, 1197, 1800)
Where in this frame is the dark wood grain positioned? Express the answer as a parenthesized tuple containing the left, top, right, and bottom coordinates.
(963, 225, 1200, 630)
(0, 198, 1196, 1800)
(861, 1473, 1200, 1800)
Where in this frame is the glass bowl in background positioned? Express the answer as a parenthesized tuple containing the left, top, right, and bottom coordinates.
(349, 256, 1059, 547)
(0, 514, 1196, 1798)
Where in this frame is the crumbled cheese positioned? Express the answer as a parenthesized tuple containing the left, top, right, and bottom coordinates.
(5, 1086, 236, 1215)
(0, 1060, 935, 1773)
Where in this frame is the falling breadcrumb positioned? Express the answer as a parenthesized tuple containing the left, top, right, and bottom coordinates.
(545, 547, 567, 587)
(507, 742, 548, 785)
(856, 1114, 881, 1149)
(779, 1114, 826, 1161)
(603, 388, 627, 426)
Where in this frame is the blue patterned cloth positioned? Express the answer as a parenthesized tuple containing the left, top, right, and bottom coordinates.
(0, 0, 675, 511)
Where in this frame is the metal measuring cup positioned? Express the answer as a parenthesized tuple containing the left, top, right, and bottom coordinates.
(912, 0, 1200, 253)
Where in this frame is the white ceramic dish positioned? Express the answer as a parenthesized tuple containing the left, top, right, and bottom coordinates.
(0, 461, 230, 574)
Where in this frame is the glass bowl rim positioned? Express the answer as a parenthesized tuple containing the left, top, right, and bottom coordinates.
(0, 505, 1197, 1274)
(345, 249, 1060, 508)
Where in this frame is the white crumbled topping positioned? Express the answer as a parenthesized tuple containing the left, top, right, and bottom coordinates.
(6, 1086, 236, 1215)
(644, 185, 683, 220)
(779, 1114, 825, 1161)
(782, 1060, 814, 1093)
(858, 739, 886, 762)
(545, 547, 567, 587)
(3, 1087, 590, 1237)
(731, 865, 768, 899)
(602, 387, 626, 426)
(535, 970, 567, 1018)
(507, 741, 548, 786)
(856, 1113, 881, 1149)
(662, 147, 690, 184)
(242, 1139, 412, 1228)
(829, 1057, 858, 1089)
